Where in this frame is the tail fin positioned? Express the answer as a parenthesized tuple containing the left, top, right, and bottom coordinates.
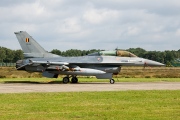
(14, 31, 59, 58)
(15, 31, 47, 53)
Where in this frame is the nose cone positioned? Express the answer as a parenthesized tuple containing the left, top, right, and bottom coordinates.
(144, 59, 165, 66)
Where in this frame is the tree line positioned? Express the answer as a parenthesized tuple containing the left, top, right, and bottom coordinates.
(51, 48, 180, 65)
(127, 48, 180, 66)
(0, 46, 180, 66)
(0, 47, 23, 63)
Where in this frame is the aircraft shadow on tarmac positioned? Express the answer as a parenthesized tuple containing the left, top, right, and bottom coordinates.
(3, 81, 110, 84)
(4, 80, 62, 84)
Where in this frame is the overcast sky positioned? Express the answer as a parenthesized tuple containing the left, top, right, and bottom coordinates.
(0, 0, 180, 51)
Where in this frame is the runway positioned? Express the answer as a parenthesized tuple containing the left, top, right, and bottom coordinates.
(0, 82, 179, 93)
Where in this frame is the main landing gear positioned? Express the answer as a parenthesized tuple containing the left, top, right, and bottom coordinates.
(110, 79, 115, 84)
(62, 77, 69, 84)
(62, 76, 78, 84)
(62, 76, 115, 84)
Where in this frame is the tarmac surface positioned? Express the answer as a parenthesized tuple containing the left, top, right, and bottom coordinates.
(0, 82, 180, 93)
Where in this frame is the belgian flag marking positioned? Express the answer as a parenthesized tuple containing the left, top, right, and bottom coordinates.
(26, 38, 29, 42)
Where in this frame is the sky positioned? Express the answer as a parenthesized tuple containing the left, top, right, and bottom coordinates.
(0, 0, 180, 52)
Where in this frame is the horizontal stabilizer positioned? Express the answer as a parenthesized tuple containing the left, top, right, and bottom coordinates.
(16, 63, 33, 70)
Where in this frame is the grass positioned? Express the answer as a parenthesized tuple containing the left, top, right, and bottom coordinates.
(0, 77, 180, 84)
(0, 91, 179, 120)
(0, 66, 180, 83)
(0, 67, 179, 119)
(1, 67, 180, 79)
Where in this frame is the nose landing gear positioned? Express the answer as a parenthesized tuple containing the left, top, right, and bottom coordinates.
(110, 79, 115, 84)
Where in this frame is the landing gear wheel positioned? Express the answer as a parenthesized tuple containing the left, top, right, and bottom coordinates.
(110, 79, 115, 84)
(63, 77, 69, 84)
(71, 77, 78, 83)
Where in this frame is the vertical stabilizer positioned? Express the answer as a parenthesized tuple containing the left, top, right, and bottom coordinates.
(14, 31, 59, 58)
(15, 31, 46, 53)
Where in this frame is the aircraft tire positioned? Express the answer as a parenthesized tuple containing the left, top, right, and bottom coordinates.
(71, 77, 78, 83)
(63, 77, 69, 84)
(110, 79, 115, 84)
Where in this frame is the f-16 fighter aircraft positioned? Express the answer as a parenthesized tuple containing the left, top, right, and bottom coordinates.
(15, 31, 164, 84)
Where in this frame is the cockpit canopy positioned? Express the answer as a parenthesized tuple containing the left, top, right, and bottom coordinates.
(88, 50, 137, 57)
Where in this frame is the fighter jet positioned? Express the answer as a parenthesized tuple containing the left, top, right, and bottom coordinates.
(15, 31, 164, 84)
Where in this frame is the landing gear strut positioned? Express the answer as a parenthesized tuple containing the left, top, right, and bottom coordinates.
(110, 79, 115, 84)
